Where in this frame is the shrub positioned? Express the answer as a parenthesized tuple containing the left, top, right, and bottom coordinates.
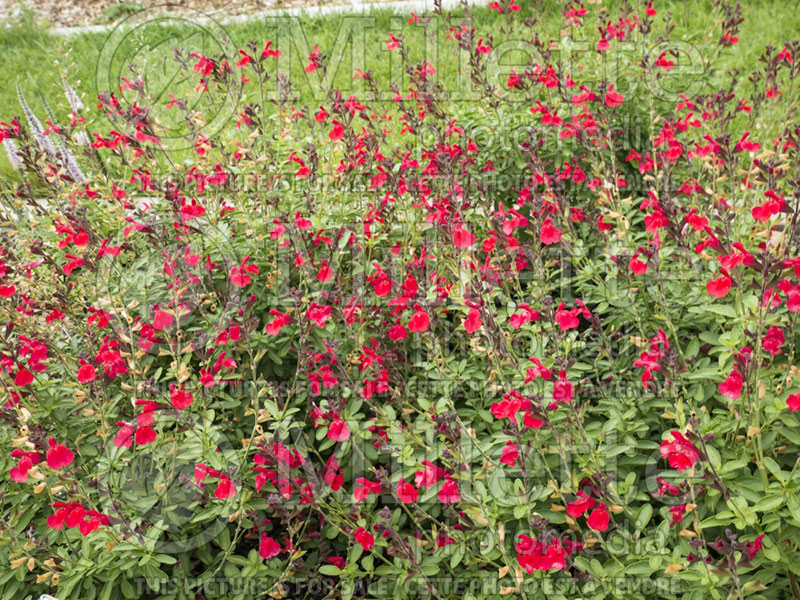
(1, 1, 800, 599)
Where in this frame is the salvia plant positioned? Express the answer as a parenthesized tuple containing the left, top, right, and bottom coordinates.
(1, 1, 800, 599)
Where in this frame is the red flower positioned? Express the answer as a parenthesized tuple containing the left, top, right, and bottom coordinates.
(500, 441, 519, 466)
(327, 417, 350, 442)
(46, 437, 74, 470)
(179, 198, 205, 221)
(47, 508, 67, 530)
(659, 431, 700, 472)
(87, 308, 111, 329)
(354, 477, 382, 504)
(654, 477, 681, 497)
(786, 393, 800, 412)
(329, 121, 345, 141)
(746, 534, 764, 559)
(295, 211, 313, 230)
(490, 392, 525, 422)
(135, 426, 157, 445)
(190, 52, 214, 75)
(259, 534, 282, 559)
(385, 32, 401, 51)
(47, 502, 109, 535)
(655, 52, 674, 70)
(9, 450, 40, 482)
(113, 422, 134, 448)
(762, 326, 785, 357)
(718, 369, 743, 400)
(752, 193, 784, 221)
(63, 254, 84, 274)
(552, 371, 574, 403)
(707, 272, 732, 298)
(438, 477, 460, 503)
(388, 323, 407, 341)
(170, 384, 194, 410)
(463, 307, 481, 334)
(735, 132, 760, 152)
(516, 535, 566, 572)
(788, 290, 800, 312)
(306, 303, 332, 328)
(415, 461, 444, 488)
(328, 556, 345, 569)
(604, 85, 624, 107)
(14, 367, 33, 387)
(195, 463, 216, 486)
(510, 305, 539, 329)
(452, 227, 475, 249)
(65, 504, 85, 528)
(586, 503, 610, 531)
(261, 40, 281, 59)
(237, 50, 253, 68)
(317, 262, 333, 282)
(230, 256, 259, 288)
(323, 455, 343, 491)
(629, 253, 648, 274)
(305, 44, 322, 73)
(523, 411, 543, 429)
(566, 491, 596, 518)
(669, 504, 687, 525)
(10, 458, 31, 482)
(397, 478, 419, 503)
(408, 308, 429, 333)
(214, 475, 235, 499)
(437, 532, 456, 547)
(152, 308, 173, 331)
(540, 217, 562, 245)
(354, 526, 374, 550)
(265, 310, 291, 335)
(555, 303, 580, 330)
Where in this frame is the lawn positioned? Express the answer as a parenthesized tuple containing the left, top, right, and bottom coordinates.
(1, 0, 798, 180)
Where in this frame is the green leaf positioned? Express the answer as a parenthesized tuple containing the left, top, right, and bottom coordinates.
(719, 460, 748, 475)
(153, 554, 178, 565)
(625, 561, 655, 576)
(763, 457, 787, 484)
(450, 544, 465, 569)
(319, 565, 341, 576)
(100, 579, 115, 600)
(635, 504, 653, 530)
(753, 495, 784, 512)
(787, 495, 800, 524)
(121, 578, 137, 598)
(702, 304, 737, 318)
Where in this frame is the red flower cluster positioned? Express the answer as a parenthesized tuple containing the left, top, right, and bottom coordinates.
(660, 431, 700, 472)
(48, 502, 110, 536)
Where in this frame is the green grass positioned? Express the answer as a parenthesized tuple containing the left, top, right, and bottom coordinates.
(0, 0, 798, 180)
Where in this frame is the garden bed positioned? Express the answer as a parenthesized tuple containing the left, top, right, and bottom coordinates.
(2, 1, 800, 599)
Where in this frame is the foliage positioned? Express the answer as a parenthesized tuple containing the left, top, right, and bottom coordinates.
(1, 1, 800, 599)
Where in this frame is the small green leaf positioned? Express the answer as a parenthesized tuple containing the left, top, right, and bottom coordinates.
(319, 565, 341, 576)
(753, 495, 784, 512)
